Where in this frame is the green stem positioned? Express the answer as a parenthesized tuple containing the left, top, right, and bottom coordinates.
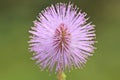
(57, 71, 66, 80)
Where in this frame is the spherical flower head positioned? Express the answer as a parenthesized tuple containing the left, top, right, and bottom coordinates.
(29, 2, 96, 73)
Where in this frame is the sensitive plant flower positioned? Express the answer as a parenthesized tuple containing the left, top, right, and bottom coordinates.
(29, 2, 96, 74)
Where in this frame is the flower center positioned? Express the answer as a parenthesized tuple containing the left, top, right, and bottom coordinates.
(53, 23, 71, 53)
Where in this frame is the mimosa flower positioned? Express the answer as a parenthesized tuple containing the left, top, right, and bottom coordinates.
(29, 2, 96, 73)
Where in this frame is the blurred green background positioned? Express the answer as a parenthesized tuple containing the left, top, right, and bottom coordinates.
(0, 0, 120, 80)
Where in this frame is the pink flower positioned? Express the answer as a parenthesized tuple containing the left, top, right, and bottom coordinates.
(29, 2, 96, 72)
